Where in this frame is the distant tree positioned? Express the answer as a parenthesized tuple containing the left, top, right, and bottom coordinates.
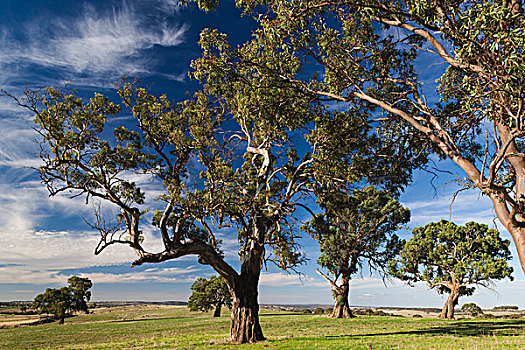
(389, 221, 513, 319)
(67, 276, 92, 314)
(461, 303, 483, 316)
(31, 276, 93, 324)
(313, 307, 325, 315)
(306, 186, 410, 318)
(188, 276, 232, 317)
(32, 287, 72, 324)
(493, 305, 519, 311)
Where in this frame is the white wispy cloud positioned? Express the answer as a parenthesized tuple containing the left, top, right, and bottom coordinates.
(0, 1, 187, 85)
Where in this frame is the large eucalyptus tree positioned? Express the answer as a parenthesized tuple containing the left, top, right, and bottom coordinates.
(389, 220, 513, 319)
(200, 0, 525, 274)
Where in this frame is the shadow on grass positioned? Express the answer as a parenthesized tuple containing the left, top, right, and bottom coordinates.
(260, 313, 305, 317)
(325, 319, 525, 338)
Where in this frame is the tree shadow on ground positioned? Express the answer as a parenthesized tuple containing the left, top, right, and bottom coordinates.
(260, 313, 305, 317)
(323, 319, 525, 338)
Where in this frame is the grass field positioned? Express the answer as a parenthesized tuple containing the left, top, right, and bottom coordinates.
(1, 305, 525, 349)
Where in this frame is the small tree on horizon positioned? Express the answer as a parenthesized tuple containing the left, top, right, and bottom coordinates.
(389, 220, 513, 319)
(306, 186, 410, 318)
(188, 275, 232, 317)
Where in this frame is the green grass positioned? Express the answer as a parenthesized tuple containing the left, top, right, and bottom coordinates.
(1, 306, 525, 349)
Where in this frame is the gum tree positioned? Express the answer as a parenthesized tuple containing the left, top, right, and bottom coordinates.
(67, 276, 93, 314)
(389, 220, 513, 319)
(20, 44, 420, 343)
(31, 276, 92, 324)
(15, 2, 427, 342)
(212, 0, 525, 274)
(188, 275, 232, 317)
(26, 78, 311, 343)
(306, 186, 409, 318)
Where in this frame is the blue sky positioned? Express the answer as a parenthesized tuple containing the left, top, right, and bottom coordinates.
(0, 0, 523, 309)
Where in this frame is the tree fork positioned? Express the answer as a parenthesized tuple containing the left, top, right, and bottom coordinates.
(331, 280, 354, 318)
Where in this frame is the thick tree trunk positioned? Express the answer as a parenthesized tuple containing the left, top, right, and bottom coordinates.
(447, 292, 460, 319)
(492, 123, 525, 274)
(213, 303, 222, 317)
(229, 275, 265, 343)
(494, 196, 525, 273)
(440, 288, 459, 320)
(58, 314, 65, 325)
(331, 278, 354, 318)
(228, 236, 266, 344)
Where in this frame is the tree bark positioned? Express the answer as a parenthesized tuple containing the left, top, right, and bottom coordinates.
(228, 237, 266, 344)
(440, 286, 460, 320)
(229, 275, 265, 343)
(331, 277, 354, 318)
(213, 302, 222, 317)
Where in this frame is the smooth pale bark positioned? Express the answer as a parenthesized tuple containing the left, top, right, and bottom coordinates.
(312, 0, 525, 275)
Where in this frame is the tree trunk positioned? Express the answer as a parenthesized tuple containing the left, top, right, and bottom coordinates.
(58, 313, 65, 325)
(447, 292, 460, 319)
(331, 278, 354, 318)
(228, 237, 266, 344)
(440, 287, 459, 320)
(213, 303, 222, 317)
(489, 124, 525, 274)
(229, 275, 265, 343)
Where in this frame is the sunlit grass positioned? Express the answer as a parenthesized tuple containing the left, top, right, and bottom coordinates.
(1, 306, 525, 349)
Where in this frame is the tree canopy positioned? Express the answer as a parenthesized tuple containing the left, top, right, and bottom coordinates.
(188, 275, 232, 317)
(183, 0, 525, 274)
(307, 186, 409, 318)
(31, 276, 93, 324)
(389, 220, 513, 319)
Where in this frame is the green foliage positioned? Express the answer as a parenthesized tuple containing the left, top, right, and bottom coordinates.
(67, 276, 93, 314)
(192, 0, 525, 274)
(307, 186, 409, 286)
(31, 287, 71, 321)
(31, 276, 93, 321)
(461, 303, 483, 316)
(389, 220, 513, 295)
(313, 307, 325, 315)
(188, 276, 232, 313)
